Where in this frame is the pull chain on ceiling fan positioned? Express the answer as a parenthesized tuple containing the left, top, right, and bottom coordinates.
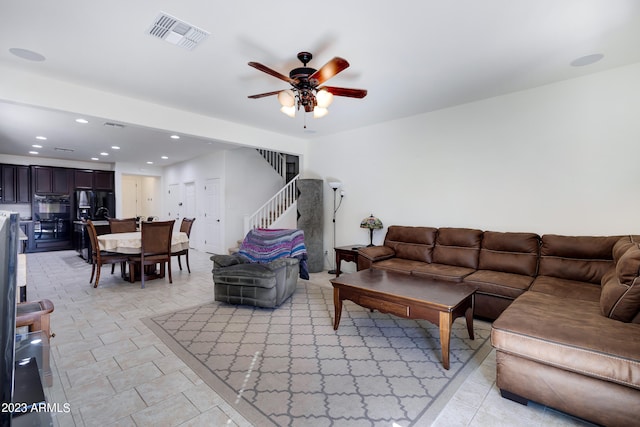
(248, 51, 367, 120)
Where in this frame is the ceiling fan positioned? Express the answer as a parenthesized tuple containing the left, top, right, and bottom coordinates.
(248, 51, 367, 119)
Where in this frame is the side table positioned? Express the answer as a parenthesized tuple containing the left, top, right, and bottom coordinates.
(334, 245, 365, 277)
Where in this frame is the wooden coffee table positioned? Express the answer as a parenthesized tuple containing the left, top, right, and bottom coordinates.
(330, 269, 477, 369)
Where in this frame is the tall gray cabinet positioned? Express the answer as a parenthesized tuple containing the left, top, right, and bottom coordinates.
(297, 179, 323, 272)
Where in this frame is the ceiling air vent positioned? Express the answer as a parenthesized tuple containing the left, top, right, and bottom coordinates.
(104, 122, 125, 129)
(147, 12, 209, 51)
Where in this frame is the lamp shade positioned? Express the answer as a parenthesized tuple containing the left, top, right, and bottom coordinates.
(316, 89, 334, 108)
(313, 106, 329, 118)
(277, 89, 295, 107)
(360, 214, 383, 230)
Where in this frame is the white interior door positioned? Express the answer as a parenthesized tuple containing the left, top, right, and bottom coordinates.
(184, 182, 196, 219)
(204, 178, 221, 253)
(167, 183, 180, 221)
(121, 175, 140, 218)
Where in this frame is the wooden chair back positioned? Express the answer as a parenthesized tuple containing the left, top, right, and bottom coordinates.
(141, 220, 174, 256)
(86, 220, 100, 261)
(109, 217, 137, 233)
(180, 218, 195, 237)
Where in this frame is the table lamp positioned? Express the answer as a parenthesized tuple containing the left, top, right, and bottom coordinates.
(360, 214, 383, 247)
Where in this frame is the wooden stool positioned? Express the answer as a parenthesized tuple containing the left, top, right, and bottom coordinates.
(16, 299, 55, 386)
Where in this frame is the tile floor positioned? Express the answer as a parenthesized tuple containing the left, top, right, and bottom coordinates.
(23, 249, 596, 427)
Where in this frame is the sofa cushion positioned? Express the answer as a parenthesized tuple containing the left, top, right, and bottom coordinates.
(492, 291, 640, 391)
(478, 231, 540, 276)
(600, 244, 640, 322)
(411, 263, 475, 283)
(383, 226, 437, 263)
(464, 270, 533, 299)
(538, 234, 620, 284)
(371, 258, 427, 274)
(432, 227, 483, 269)
(530, 276, 601, 302)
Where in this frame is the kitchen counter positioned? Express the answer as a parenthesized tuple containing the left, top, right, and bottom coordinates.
(74, 220, 109, 226)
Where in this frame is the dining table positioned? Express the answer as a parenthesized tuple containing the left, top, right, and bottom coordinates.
(97, 231, 189, 282)
(97, 231, 189, 254)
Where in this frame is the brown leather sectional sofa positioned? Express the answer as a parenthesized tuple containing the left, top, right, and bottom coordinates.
(358, 226, 640, 426)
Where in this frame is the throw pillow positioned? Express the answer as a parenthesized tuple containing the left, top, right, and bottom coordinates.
(616, 243, 640, 285)
(601, 244, 640, 322)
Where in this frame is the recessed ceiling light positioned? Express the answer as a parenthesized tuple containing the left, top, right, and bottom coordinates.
(91, 157, 99, 161)
(111, 146, 120, 150)
(100, 152, 109, 156)
(170, 135, 180, 140)
(32, 144, 42, 148)
(35, 136, 47, 140)
(28, 151, 39, 155)
(570, 53, 604, 67)
(9, 48, 46, 62)
(161, 156, 169, 160)
(75, 118, 89, 124)
(146, 161, 154, 165)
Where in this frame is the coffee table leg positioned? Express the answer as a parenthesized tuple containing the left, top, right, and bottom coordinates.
(333, 287, 342, 330)
(465, 302, 474, 340)
(439, 311, 452, 370)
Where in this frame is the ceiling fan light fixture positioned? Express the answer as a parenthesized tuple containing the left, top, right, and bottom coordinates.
(277, 89, 295, 107)
(313, 107, 329, 119)
(280, 105, 296, 118)
(316, 89, 333, 108)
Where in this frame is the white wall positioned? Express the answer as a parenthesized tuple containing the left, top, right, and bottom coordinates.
(223, 148, 283, 249)
(162, 147, 282, 253)
(306, 62, 640, 269)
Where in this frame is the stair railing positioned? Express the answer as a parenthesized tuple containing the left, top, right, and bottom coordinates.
(257, 149, 286, 182)
(244, 174, 299, 234)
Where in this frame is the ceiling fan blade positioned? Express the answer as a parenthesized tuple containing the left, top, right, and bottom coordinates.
(248, 90, 282, 99)
(320, 86, 368, 99)
(309, 57, 350, 85)
(248, 62, 297, 84)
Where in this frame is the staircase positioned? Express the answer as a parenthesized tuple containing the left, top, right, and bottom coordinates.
(257, 149, 287, 183)
(243, 174, 299, 233)
(228, 150, 299, 253)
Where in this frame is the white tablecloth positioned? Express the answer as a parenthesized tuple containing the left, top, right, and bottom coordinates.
(98, 231, 189, 254)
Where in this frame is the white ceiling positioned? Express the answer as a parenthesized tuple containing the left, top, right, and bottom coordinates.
(1, 0, 640, 166)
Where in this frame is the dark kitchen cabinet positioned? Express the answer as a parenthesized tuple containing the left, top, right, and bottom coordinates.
(74, 169, 94, 189)
(0, 164, 31, 203)
(93, 170, 114, 191)
(32, 166, 72, 194)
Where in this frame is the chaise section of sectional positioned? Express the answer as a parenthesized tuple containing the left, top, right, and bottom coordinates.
(463, 231, 540, 320)
(491, 291, 640, 427)
(491, 234, 640, 426)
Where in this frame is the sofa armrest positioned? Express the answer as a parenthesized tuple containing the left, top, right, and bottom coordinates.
(358, 246, 395, 270)
(210, 253, 247, 269)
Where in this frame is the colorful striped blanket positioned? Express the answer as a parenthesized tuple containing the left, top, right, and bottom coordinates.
(238, 228, 309, 279)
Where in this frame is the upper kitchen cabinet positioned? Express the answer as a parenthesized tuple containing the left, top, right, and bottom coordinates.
(0, 164, 31, 203)
(32, 166, 72, 194)
(93, 170, 114, 191)
(74, 169, 94, 189)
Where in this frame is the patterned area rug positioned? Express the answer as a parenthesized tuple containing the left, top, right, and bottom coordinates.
(143, 281, 492, 427)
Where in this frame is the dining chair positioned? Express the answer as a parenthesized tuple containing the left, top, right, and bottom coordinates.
(172, 217, 195, 273)
(128, 220, 175, 288)
(86, 220, 129, 288)
(108, 217, 137, 233)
